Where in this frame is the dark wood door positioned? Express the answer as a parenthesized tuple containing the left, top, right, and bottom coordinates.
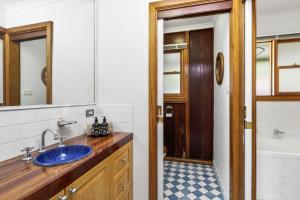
(163, 103, 186, 158)
(189, 29, 214, 160)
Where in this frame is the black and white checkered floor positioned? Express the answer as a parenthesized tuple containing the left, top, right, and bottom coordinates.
(164, 161, 224, 200)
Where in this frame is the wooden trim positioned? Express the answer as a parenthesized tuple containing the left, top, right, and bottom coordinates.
(46, 22, 53, 104)
(6, 21, 52, 34)
(149, 0, 245, 200)
(274, 40, 279, 96)
(252, 0, 257, 199)
(158, 0, 232, 19)
(184, 31, 190, 158)
(256, 96, 300, 101)
(163, 71, 181, 75)
(3, 21, 53, 106)
(164, 157, 213, 165)
(4, 34, 21, 106)
(230, 1, 245, 199)
(10, 30, 46, 42)
(277, 37, 300, 43)
(278, 65, 300, 69)
(0, 27, 5, 39)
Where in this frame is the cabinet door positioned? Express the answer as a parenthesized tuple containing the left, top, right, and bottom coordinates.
(67, 160, 110, 200)
(50, 190, 66, 200)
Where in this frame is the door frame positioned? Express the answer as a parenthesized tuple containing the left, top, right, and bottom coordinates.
(149, 0, 246, 200)
(251, 0, 257, 199)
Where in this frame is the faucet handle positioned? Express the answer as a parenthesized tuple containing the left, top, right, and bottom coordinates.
(21, 146, 34, 152)
(58, 136, 67, 147)
(21, 147, 34, 161)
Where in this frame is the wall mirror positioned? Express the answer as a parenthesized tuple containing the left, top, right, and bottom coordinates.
(256, 37, 300, 99)
(0, 0, 95, 108)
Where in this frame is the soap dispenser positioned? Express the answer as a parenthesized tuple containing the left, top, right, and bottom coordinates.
(100, 116, 109, 137)
(91, 117, 101, 138)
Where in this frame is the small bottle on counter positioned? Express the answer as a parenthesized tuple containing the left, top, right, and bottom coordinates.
(91, 117, 101, 138)
(100, 116, 109, 137)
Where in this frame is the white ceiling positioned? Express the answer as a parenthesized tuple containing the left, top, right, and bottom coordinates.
(257, 0, 300, 15)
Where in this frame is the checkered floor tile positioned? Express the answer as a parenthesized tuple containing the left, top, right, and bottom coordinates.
(164, 161, 224, 200)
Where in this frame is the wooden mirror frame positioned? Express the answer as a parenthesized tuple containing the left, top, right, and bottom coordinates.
(3, 21, 53, 106)
(0, 27, 6, 106)
(215, 52, 224, 85)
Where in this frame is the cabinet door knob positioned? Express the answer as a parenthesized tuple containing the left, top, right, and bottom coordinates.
(122, 184, 128, 191)
(58, 195, 68, 200)
(69, 188, 77, 194)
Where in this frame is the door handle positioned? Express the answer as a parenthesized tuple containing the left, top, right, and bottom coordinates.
(157, 105, 163, 124)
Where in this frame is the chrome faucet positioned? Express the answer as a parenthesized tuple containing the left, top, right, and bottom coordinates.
(57, 118, 77, 128)
(274, 129, 285, 136)
(40, 129, 59, 152)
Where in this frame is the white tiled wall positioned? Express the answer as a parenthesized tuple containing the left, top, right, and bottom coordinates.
(257, 102, 300, 139)
(0, 104, 133, 161)
(0, 104, 133, 162)
(97, 104, 133, 133)
(257, 101, 300, 200)
(0, 105, 97, 162)
(257, 152, 300, 200)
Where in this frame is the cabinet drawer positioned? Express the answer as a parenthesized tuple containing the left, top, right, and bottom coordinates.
(112, 147, 130, 177)
(113, 168, 130, 199)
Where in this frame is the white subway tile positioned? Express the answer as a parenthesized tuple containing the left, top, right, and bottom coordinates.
(0, 110, 36, 127)
(0, 141, 23, 161)
(0, 126, 21, 145)
(36, 108, 63, 121)
(113, 122, 133, 132)
(114, 104, 133, 114)
(20, 121, 49, 139)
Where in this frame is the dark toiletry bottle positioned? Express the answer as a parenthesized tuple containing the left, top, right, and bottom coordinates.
(100, 116, 109, 136)
(91, 117, 101, 138)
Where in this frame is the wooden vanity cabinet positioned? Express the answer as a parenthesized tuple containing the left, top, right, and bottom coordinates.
(50, 141, 133, 200)
(50, 190, 65, 200)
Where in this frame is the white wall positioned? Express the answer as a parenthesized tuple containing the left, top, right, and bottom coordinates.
(4, 0, 95, 105)
(213, 13, 230, 200)
(20, 39, 46, 105)
(96, 0, 155, 199)
(257, 9, 300, 37)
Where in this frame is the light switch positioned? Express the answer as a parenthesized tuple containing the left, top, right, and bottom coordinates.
(23, 89, 33, 95)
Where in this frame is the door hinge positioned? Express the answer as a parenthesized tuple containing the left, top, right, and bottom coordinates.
(244, 106, 252, 129)
(244, 121, 253, 129)
(157, 105, 164, 124)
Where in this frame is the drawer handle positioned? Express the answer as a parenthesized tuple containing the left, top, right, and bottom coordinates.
(121, 158, 128, 164)
(58, 195, 68, 200)
(69, 188, 77, 194)
(122, 184, 128, 191)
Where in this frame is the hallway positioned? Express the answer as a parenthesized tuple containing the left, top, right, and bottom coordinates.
(164, 161, 224, 200)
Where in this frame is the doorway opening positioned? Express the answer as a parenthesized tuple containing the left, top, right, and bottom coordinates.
(149, 0, 246, 200)
(161, 13, 230, 200)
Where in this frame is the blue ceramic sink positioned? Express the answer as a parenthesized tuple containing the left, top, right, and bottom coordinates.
(33, 145, 93, 167)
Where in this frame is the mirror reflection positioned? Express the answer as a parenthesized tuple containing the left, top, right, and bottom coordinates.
(256, 38, 300, 97)
(0, 0, 95, 107)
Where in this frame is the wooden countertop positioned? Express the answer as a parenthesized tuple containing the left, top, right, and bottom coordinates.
(0, 132, 133, 200)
